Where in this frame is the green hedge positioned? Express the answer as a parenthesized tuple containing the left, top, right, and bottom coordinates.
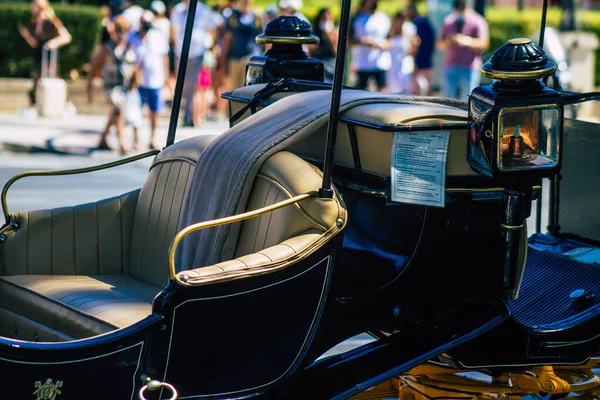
(486, 7, 600, 86)
(0, 3, 102, 78)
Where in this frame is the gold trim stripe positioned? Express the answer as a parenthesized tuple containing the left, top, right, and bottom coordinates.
(168, 192, 316, 281)
(481, 65, 556, 80)
(256, 35, 319, 45)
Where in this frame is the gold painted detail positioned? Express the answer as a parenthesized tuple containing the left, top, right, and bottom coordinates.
(33, 379, 63, 400)
(255, 34, 319, 45)
(168, 192, 316, 281)
(393, 359, 600, 399)
(508, 38, 532, 45)
(481, 65, 556, 80)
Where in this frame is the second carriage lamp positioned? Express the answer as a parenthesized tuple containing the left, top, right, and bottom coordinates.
(468, 38, 563, 183)
(245, 16, 324, 85)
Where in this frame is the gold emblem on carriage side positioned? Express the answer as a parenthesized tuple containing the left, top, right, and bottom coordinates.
(33, 379, 63, 400)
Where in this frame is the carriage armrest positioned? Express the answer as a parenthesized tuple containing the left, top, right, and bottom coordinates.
(1, 150, 158, 223)
(175, 230, 324, 286)
(0, 190, 140, 276)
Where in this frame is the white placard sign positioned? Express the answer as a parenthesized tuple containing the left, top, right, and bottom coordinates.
(391, 130, 450, 207)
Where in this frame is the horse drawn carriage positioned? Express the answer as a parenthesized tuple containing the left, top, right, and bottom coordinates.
(0, 0, 598, 398)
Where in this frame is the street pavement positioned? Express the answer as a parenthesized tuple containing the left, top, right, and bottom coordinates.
(0, 112, 228, 155)
(0, 112, 229, 212)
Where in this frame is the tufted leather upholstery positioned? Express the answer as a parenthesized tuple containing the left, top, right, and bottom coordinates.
(1, 190, 139, 276)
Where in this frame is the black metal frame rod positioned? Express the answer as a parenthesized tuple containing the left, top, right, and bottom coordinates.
(319, 0, 353, 198)
(165, 0, 200, 148)
(538, 0, 549, 48)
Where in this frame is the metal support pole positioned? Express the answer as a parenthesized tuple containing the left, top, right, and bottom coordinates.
(547, 174, 561, 236)
(165, 0, 199, 148)
(319, 0, 352, 198)
(538, 0, 549, 48)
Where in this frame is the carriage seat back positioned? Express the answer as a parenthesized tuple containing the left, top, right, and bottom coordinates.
(128, 135, 217, 288)
(175, 151, 346, 284)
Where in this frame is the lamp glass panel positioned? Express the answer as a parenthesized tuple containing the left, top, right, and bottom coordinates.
(499, 106, 559, 171)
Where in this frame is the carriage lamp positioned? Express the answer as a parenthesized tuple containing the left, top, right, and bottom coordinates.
(245, 16, 324, 85)
(468, 38, 563, 182)
(468, 38, 564, 300)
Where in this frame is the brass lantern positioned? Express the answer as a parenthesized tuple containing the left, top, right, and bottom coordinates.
(468, 38, 563, 183)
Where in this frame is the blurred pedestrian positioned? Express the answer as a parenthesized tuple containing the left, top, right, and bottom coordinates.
(208, 3, 230, 120)
(278, 0, 308, 23)
(129, 10, 169, 150)
(121, 0, 144, 33)
(221, 0, 262, 90)
(150, 0, 171, 44)
(387, 11, 418, 93)
(170, 0, 222, 126)
(87, 15, 138, 154)
(194, 63, 212, 126)
(350, 0, 391, 91)
(262, 5, 278, 29)
(310, 8, 338, 82)
(405, 3, 435, 95)
(18, 0, 72, 115)
(436, 0, 489, 100)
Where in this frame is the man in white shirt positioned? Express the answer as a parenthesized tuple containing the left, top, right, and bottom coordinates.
(170, 0, 222, 126)
(129, 11, 169, 149)
(350, 0, 391, 91)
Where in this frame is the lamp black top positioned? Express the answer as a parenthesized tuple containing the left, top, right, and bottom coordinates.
(481, 38, 556, 81)
(256, 16, 319, 45)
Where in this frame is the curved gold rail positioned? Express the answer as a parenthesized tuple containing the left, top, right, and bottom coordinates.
(168, 192, 316, 281)
(1, 150, 159, 223)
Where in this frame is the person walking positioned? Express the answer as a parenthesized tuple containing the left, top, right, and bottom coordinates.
(170, 0, 223, 127)
(19, 0, 72, 115)
(387, 11, 418, 94)
(436, 0, 489, 100)
(405, 3, 435, 95)
(150, 0, 171, 43)
(129, 11, 169, 150)
(350, 0, 391, 92)
(221, 0, 262, 91)
(87, 15, 138, 154)
(310, 8, 338, 83)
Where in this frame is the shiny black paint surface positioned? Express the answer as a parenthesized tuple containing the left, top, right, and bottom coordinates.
(153, 243, 338, 399)
(0, 315, 161, 399)
(275, 300, 510, 399)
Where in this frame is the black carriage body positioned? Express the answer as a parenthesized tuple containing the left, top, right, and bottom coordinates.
(223, 83, 519, 355)
(0, 317, 161, 399)
(152, 243, 339, 398)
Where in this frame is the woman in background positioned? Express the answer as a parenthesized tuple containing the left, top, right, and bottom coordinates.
(310, 8, 338, 82)
(19, 0, 72, 114)
(87, 16, 138, 154)
(387, 11, 419, 93)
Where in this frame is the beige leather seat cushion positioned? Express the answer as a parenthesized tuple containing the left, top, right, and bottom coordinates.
(0, 275, 160, 338)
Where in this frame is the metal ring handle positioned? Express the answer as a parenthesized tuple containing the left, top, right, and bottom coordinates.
(139, 380, 178, 400)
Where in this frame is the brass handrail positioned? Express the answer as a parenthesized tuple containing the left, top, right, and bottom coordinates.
(168, 192, 316, 281)
(1, 150, 159, 223)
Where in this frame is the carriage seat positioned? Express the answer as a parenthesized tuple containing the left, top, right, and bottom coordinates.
(0, 135, 217, 341)
(0, 139, 343, 342)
